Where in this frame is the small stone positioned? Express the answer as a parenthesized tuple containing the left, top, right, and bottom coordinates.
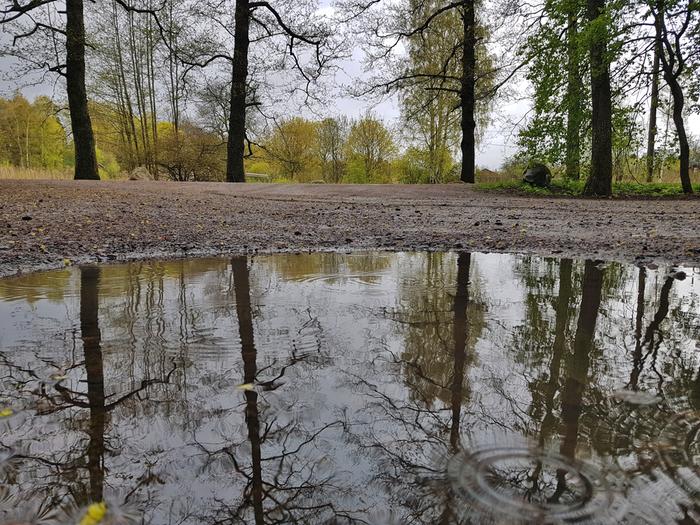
(21, 215, 32, 221)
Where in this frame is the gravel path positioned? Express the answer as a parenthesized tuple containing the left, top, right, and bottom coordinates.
(1, 180, 698, 277)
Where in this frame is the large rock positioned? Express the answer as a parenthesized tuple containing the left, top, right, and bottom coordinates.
(129, 166, 154, 181)
(523, 163, 552, 187)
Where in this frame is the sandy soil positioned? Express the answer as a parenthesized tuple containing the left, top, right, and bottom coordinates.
(1, 179, 699, 277)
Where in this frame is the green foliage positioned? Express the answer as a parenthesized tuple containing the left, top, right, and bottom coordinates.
(345, 113, 396, 183)
(96, 147, 121, 179)
(398, 0, 494, 181)
(0, 94, 70, 170)
(517, 0, 589, 166)
(394, 146, 458, 184)
(264, 117, 320, 181)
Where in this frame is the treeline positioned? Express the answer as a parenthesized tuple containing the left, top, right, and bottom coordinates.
(0, 0, 698, 194)
(0, 95, 67, 171)
(0, 94, 226, 180)
(250, 114, 460, 184)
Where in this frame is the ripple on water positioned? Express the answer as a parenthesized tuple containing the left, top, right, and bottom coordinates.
(611, 389, 662, 406)
(447, 446, 625, 524)
(0, 447, 17, 478)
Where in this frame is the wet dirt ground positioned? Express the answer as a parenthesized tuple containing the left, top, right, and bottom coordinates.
(1, 179, 698, 277)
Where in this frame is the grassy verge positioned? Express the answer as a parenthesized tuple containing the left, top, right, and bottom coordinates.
(476, 178, 700, 197)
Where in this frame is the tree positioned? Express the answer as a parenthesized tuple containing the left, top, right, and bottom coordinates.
(1, 0, 100, 180)
(0, 95, 68, 169)
(225, 0, 333, 182)
(583, 0, 613, 196)
(517, 0, 589, 175)
(345, 113, 396, 183)
(649, 0, 698, 194)
(156, 121, 227, 181)
(317, 117, 348, 183)
(264, 117, 319, 181)
(349, 0, 517, 184)
(564, 1, 586, 180)
(399, 1, 464, 183)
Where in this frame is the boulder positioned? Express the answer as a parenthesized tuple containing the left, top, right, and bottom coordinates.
(523, 163, 552, 187)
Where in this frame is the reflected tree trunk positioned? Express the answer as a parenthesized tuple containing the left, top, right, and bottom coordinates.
(232, 256, 264, 523)
(450, 252, 471, 451)
(540, 259, 573, 443)
(551, 260, 604, 502)
(628, 267, 646, 390)
(627, 274, 674, 389)
(80, 266, 106, 503)
(641, 275, 673, 351)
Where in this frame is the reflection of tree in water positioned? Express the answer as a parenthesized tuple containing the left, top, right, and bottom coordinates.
(390, 252, 486, 406)
(1, 259, 357, 523)
(340, 252, 485, 523)
(0, 266, 178, 519)
(197, 256, 361, 524)
(512, 258, 700, 522)
(0, 268, 74, 304)
(1, 254, 699, 523)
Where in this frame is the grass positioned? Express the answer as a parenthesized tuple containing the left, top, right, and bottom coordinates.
(0, 166, 72, 180)
(476, 178, 700, 197)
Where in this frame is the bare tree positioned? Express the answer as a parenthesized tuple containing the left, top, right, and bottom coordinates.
(1, 0, 100, 180)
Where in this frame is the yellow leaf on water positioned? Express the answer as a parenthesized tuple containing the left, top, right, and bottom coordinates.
(79, 502, 107, 525)
(0, 408, 14, 418)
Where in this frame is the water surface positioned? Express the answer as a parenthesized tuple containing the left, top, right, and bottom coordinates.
(0, 252, 699, 523)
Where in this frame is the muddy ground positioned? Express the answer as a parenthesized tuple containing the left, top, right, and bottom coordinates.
(1, 179, 699, 277)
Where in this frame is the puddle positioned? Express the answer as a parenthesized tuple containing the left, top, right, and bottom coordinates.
(0, 252, 698, 524)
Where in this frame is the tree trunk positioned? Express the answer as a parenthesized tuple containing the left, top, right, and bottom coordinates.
(583, 0, 612, 196)
(646, 37, 660, 183)
(226, 0, 250, 183)
(565, 15, 582, 180)
(459, 1, 476, 184)
(667, 79, 693, 193)
(66, 0, 100, 180)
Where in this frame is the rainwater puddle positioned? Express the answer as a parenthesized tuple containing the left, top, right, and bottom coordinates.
(0, 252, 699, 524)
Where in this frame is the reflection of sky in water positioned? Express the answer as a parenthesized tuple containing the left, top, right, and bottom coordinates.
(0, 252, 699, 524)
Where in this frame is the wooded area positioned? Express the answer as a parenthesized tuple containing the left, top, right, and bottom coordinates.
(1, 0, 698, 195)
